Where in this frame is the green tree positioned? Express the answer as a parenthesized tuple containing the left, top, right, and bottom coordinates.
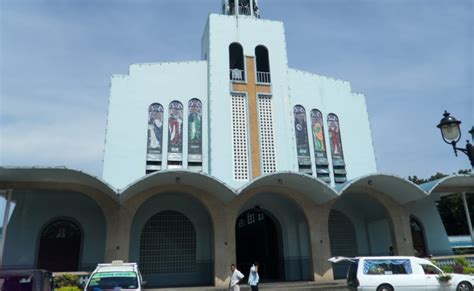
(409, 169, 473, 235)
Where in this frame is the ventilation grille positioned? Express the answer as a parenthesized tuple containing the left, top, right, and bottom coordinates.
(231, 93, 249, 180)
(258, 95, 277, 174)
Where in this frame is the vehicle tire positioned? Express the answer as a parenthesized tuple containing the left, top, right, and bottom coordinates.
(457, 281, 473, 291)
(376, 284, 394, 291)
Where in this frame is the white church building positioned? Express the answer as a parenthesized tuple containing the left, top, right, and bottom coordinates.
(1, 0, 473, 288)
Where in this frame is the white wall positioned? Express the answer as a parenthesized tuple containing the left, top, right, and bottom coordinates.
(409, 196, 453, 255)
(204, 14, 294, 189)
(104, 13, 376, 190)
(288, 69, 377, 182)
(103, 61, 208, 189)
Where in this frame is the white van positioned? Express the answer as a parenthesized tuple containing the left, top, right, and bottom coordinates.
(329, 256, 473, 291)
(84, 261, 146, 291)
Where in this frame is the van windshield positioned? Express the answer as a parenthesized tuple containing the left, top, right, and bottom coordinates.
(86, 271, 138, 290)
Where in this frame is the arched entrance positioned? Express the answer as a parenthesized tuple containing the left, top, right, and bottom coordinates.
(37, 219, 82, 271)
(235, 208, 283, 281)
(129, 193, 214, 288)
(329, 209, 358, 279)
(410, 216, 428, 257)
(139, 211, 196, 276)
(329, 192, 396, 278)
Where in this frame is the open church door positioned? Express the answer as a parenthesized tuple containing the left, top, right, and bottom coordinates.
(235, 208, 284, 281)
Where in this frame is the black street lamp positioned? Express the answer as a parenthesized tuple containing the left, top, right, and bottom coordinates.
(436, 110, 474, 166)
(436, 110, 474, 246)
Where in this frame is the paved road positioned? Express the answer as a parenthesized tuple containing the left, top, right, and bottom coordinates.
(145, 280, 349, 291)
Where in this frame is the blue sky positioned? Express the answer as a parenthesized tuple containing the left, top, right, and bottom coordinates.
(1, 0, 473, 182)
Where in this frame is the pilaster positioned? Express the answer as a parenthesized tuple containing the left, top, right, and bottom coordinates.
(307, 202, 334, 281)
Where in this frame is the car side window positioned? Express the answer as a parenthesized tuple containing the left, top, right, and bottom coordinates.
(363, 259, 412, 275)
(420, 264, 441, 275)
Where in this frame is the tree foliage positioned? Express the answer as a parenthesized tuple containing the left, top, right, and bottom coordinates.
(408, 169, 473, 236)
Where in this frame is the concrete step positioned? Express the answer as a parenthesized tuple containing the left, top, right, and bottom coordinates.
(145, 280, 348, 291)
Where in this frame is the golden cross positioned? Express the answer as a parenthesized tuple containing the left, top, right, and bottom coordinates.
(231, 56, 271, 178)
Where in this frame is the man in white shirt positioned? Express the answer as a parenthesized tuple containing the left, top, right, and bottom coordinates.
(248, 262, 260, 291)
(229, 264, 244, 291)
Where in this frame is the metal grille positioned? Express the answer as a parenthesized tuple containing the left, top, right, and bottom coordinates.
(329, 210, 357, 256)
(231, 93, 250, 180)
(139, 211, 196, 274)
(329, 210, 358, 279)
(258, 95, 277, 174)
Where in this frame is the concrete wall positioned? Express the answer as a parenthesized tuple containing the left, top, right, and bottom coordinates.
(1, 174, 460, 287)
(3, 190, 106, 269)
(103, 61, 208, 189)
(204, 14, 295, 188)
(104, 13, 376, 190)
(367, 219, 392, 255)
(288, 69, 377, 183)
(409, 196, 453, 256)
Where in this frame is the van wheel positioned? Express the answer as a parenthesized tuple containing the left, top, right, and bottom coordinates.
(457, 281, 473, 291)
(377, 284, 394, 291)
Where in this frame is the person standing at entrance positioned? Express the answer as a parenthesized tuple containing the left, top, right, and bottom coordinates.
(230, 264, 244, 291)
(248, 262, 259, 291)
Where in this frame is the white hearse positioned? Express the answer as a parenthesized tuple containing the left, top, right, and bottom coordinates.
(329, 256, 473, 291)
(84, 261, 146, 291)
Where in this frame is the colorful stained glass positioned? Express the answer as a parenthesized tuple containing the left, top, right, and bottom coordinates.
(188, 99, 202, 162)
(311, 109, 328, 165)
(168, 101, 184, 160)
(327, 114, 344, 165)
(293, 105, 311, 165)
(147, 103, 164, 161)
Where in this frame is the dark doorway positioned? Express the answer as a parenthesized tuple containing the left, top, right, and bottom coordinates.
(235, 208, 284, 281)
(410, 216, 428, 257)
(37, 219, 81, 272)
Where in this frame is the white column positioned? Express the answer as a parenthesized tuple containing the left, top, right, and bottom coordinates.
(235, 0, 239, 16)
(462, 192, 474, 245)
(0, 189, 12, 266)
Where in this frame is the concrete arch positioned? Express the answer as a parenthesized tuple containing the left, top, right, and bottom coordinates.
(234, 173, 338, 281)
(0, 167, 119, 205)
(129, 194, 213, 287)
(233, 191, 312, 281)
(420, 174, 474, 194)
(112, 173, 235, 287)
(120, 170, 235, 204)
(337, 173, 427, 204)
(0, 167, 120, 266)
(3, 189, 108, 270)
(237, 171, 338, 205)
(336, 184, 415, 257)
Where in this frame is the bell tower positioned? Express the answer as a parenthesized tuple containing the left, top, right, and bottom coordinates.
(222, 0, 260, 18)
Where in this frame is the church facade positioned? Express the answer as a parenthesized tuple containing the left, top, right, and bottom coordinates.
(1, 0, 472, 288)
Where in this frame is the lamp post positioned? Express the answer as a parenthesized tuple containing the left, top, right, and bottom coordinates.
(436, 110, 474, 245)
